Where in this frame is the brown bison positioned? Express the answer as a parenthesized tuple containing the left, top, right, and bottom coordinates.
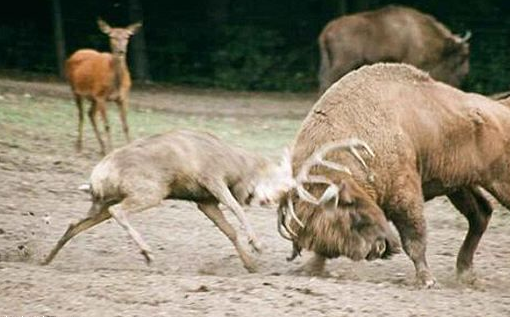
(281, 63, 510, 287)
(318, 5, 471, 94)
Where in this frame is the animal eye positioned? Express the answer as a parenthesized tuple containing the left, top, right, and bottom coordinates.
(350, 211, 372, 229)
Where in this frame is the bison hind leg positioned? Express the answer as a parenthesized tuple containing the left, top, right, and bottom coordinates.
(448, 187, 493, 282)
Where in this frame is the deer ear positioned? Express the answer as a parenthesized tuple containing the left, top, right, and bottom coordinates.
(126, 22, 142, 35)
(97, 18, 111, 34)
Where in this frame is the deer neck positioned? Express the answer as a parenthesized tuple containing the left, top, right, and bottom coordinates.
(112, 54, 127, 92)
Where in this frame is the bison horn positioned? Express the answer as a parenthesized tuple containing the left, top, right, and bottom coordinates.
(459, 30, 472, 43)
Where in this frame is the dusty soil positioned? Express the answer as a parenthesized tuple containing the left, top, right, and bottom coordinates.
(1, 78, 510, 317)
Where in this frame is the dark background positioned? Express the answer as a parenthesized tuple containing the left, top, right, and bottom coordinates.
(0, 0, 509, 93)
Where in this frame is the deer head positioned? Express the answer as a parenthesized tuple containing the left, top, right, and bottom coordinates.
(97, 18, 142, 56)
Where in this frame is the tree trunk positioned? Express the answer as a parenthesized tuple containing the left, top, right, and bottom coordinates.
(51, 0, 66, 79)
(128, 0, 151, 82)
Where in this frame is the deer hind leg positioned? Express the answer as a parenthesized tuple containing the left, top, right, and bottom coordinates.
(97, 99, 112, 153)
(447, 187, 493, 283)
(201, 178, 263, 253)
(75, 95, 85, 152)
(197, 202, 257, 273)
(42, 204, 111, 265)
(116, 99, 131, 143)
(108, 196, 162, 264)
(88, 99, 107, 155)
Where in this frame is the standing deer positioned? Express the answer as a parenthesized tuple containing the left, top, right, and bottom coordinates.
(66, 18, 142, 155)
(42, 129, 295, 272)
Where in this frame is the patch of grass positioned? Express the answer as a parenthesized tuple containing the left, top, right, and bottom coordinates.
(0, 93, 301, 157)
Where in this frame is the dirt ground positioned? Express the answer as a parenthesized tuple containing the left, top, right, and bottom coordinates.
(1, 78, 510, 317)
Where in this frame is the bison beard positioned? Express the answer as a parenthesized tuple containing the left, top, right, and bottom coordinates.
(292, 195, 400, 261)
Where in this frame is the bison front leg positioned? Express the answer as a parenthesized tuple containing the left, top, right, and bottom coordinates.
(291, 253, 328, 277)
(447, 187, 493, 284)
(389, 174, 435, 288)
(391, 203, 435, 287)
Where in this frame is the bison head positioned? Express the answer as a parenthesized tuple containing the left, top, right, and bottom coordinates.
(430, 31, 471, 87)
(282, 178, 400, 261)
(277, 139, 400, 262)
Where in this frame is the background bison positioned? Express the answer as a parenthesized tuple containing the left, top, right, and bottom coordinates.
(286, 63, 510, 287)
(318, 5, 471, 94)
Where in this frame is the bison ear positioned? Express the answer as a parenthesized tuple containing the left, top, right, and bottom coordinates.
(319, 184, 339, 211)
(338, 180, 354, 205)
(318, 180, 354, 211)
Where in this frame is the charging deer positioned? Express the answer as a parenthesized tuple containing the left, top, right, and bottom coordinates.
(66, 18, 142, 155)
(42, 129, 294, 272)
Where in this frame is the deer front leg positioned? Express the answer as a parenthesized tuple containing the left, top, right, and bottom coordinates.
(108, 197, 161, 264)
(97, 99, 112, 153)
(116, 99, 131, 143)
(74, 95, 85, 152)
(202, 178, 263, 253)
(88, 100, 107, 155)
(198, 203, 257, 273)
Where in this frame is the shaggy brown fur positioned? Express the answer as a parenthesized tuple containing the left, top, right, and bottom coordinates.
(290, 63, 510, 287)
(318, 5, 470, 94)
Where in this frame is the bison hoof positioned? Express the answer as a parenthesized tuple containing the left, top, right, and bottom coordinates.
(290, 266, 331, 278)
(416, 271, 437, 289)
(456, 269, 480, 286)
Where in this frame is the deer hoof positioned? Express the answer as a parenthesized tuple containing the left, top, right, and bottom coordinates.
(244, 262, 258, 273)
(249, 239, 264, 254)
(141, 250, 154, 265)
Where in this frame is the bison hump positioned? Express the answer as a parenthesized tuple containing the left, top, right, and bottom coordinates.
(343, 63, 433, 85)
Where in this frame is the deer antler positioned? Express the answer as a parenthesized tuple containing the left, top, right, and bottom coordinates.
(277, 138, 375, 240)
